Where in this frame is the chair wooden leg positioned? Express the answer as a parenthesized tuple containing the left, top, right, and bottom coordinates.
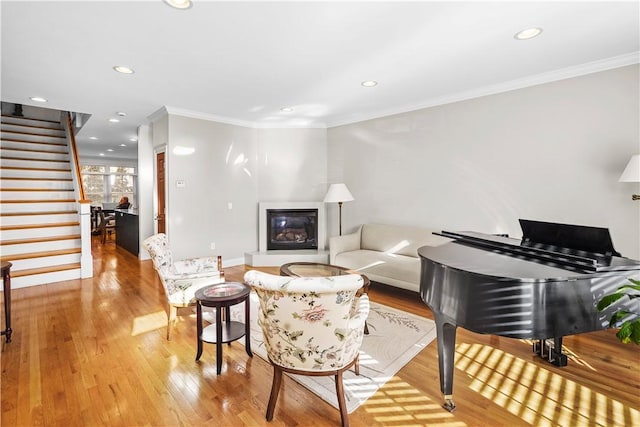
(266, 365, 283, 421)
(166, 305, 177, 340)
(354, 354, 360, 376)
(335, 370, 349, 427)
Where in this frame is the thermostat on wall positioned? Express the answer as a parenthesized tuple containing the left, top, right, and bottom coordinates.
(176, 179, 185, 188)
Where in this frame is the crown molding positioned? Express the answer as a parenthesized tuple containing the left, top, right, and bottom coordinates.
(149, 106, 327, 129)
(146, 53, 638, 130)
(327, 52, 640, 128)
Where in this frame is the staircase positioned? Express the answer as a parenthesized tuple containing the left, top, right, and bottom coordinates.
(0, 114, 83, 288)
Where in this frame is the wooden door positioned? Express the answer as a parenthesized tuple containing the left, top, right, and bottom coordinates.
(156, 151, 166, 234)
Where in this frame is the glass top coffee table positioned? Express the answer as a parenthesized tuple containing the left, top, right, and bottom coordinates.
(280, 262, 370, 290)
(280, 262, 370, 334)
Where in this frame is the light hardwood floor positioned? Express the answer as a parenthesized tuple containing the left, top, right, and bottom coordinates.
(1, 238, 638, 426)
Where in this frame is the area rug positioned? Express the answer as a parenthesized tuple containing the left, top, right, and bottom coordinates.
(229, 292, 437, 414)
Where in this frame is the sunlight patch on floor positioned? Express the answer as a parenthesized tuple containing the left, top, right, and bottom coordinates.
(362, 376, 462, 425)
(455, 343, 640, 427)
(131, 311, 167, 336)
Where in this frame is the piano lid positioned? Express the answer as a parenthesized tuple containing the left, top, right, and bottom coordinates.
(436, 219, 639, 273)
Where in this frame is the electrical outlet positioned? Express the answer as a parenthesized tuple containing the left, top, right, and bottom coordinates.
(210, 242, 216, 250)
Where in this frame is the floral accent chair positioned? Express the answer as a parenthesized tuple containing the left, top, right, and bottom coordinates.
(143, 233, 224, 340)
(244, 270, 370, 427)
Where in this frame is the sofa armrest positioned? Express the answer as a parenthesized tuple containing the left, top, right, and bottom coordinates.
(329, 225, 362, 264)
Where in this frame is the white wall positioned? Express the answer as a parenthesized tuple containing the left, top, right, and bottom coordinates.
(255, 128, 328, 201)
(163, 116, 257, 263)
(149, 115, 328, 264)
(137, 124, 153, 260)
(328, 65, 640, 259)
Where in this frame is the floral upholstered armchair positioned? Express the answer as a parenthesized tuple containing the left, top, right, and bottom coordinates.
(244, 270, 370, 427)
(143, 233, 224, 340)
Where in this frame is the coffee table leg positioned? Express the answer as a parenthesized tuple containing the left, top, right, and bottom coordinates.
(216, 305, 223, 375)
(195, 302, 203, 361)
(244, 295, 252, 357)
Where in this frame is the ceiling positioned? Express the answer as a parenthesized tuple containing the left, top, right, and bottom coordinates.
(2, 1, 638, 160)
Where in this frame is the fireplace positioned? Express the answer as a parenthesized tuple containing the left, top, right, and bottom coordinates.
(267, 209, 318, 250)
(247, 201, 327, 266)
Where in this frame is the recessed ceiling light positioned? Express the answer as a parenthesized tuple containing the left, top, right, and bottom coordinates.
(280, 107, 294, 113)
(116, 111, 127, 116)
(108, 118, 120, 123)
(129, 137, 137, 142)
(120, 144, 127, 147)
(29, 96, 47, 102)
(164, 0, 192, 9)
(514, 27, 543, 40)
(89, 136, 98, 140)
(99, 153, 105, 156)
(361, 80, 378, 87)
(107, 149, 114, 152)
(113, 65, 134, 74)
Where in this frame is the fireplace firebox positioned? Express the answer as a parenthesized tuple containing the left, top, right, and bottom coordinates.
(267, 209, 318, 250)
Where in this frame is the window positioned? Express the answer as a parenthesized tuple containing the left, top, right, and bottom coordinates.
(81, 164, 136, 207)
(82, 165, 106, 205)
(109, 166, 135, 204)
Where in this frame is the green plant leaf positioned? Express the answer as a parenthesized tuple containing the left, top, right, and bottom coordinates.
(629, 320, 640, 344)
(617, 283, 640, 292)
(615, 319, 640, 344)
(597, 293, 625, 311)
(609, 310, 633, 327)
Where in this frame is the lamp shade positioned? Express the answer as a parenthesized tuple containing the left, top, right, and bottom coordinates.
(619, 154, 640, 182)
(323, 183, 354, 203)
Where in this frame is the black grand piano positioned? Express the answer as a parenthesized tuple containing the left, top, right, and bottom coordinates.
(419, 219, 640, 412)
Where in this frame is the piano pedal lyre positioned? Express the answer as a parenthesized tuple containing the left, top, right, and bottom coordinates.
(533, 339, 568, 367)
(443, 395, 456, 412)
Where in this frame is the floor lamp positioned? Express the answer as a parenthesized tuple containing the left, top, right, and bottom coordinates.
(619, 154, 640, 200)
(324, 183, 354, 235)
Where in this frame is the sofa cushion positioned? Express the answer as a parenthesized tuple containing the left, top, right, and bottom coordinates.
(360, 223, 446, 258)
(335, 249, 420, 286)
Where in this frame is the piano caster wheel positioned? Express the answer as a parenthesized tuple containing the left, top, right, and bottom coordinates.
(443, 398, 456, 412)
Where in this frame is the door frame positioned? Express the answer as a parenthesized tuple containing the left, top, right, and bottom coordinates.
(154, 146, 167, 236)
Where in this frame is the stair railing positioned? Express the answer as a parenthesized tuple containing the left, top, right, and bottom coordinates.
(64, 112, 93, 279)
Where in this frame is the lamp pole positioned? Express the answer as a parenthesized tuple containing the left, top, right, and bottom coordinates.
(338, 201, 343, 235)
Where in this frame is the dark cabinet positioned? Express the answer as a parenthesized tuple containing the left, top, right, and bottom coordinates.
(115, 210, 139, 256)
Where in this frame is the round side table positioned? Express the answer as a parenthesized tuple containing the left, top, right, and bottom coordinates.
(195, 282, 253, 375)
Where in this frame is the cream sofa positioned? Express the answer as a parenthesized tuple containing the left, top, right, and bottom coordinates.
(329, 223, 450, 293)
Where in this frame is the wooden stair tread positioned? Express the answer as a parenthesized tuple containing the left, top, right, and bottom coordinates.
(1, 146, 69, 155)
(0, 155, 69, 162)
(0, 234, 81, 246)
(0, 129, 65, 139)
(0, 248, 81, 261)
(0, 210, 77, 216)
(0, 221, 80, 230)
(0, 138, 67, 147)
(0, 166, 71, 172)
(1, 114, 62, 125)
(9, 262, 81, 278)
(0, 177, 73, 181)
(1, 199, 76, 203)
(0, 122, 64, 132)
(1, 188, 74, 192)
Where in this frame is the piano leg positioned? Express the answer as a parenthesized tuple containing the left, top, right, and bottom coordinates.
(434, 314, 457, 412)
